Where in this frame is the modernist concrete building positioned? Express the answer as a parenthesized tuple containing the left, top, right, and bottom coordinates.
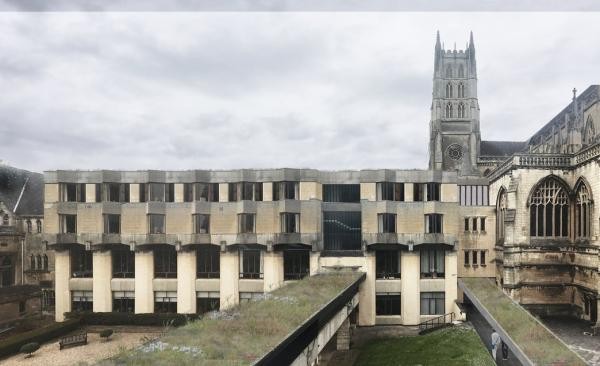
(44, 33, 599, 328)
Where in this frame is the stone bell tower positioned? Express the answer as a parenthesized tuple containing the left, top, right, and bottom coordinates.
(428, 31, 481, 175)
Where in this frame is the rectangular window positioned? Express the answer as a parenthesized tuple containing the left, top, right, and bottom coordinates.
(464, 218, 469, 231)
(283, 250, 309, 280)
(193, 214, 210, 234)
(104, 183, 129, 203)
(323, 184, 360, 203)
(472, 217, 478, 231)
(480, 217, 486, 232)
(112, 248, 134, 278)
(459, 185, 489, 206)
(376, 250, 401, 279)
(196, 292, 220, 313)
(472, 250, 478, 265)
(195, 183, 219, 202)
(60, 214, 77, 233)
(323, 211, 362, 250)
(426, 183, 440, 201)
(71, 290, 93, 312)
(61, 183, 85, 202)
(240, 249, 263, 279)
(238, 214, 256, 234)
(196, 246, 220, 279)
(148, 183, 165, 202)
(154, 291, 177, 313)
(273, 181, 299, 201)
(95, 183, 102, 203)
(378, 213, 396, 233)
(229, 182, 263, 201)
(139, 183, 146, 202)
(480, 251, 486, 265)
(154, 246, 177, 278)
(104, 214, 120, 234)
(71, 247, 92, 278)
(413, 183, 424, 201)
(420, 249, 445, 278)
(420, 292, 445, 315)
(377, 182, 404, 201)
(113, 291, 135, 313)
(376, 293, 401, 315)
(148, 214, 165, 234)
(425, 214, 443, 234)
(183, 183, 194, 202)
(280, 213, 300, 233)
(240, 292, 263, 304)
(464, 251, 470, 266)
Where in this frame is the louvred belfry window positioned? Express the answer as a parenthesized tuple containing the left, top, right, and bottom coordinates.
(529, 178, 569, 238)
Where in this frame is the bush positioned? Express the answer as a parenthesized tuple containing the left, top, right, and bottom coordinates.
(0, 318, 80, 359)
(99, 329, 113, 341)
(64, 312, 200, 327)
(20, 342, 40, 358)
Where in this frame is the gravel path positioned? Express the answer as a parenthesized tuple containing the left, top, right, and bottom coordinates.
(2, 332, 148, 366)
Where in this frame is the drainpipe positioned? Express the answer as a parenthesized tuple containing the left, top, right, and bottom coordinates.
(21, 237, 25, 285)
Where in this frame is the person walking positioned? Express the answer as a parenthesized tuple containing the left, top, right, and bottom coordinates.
(490, 329, 500, 361)
(501, 341, 509, 360)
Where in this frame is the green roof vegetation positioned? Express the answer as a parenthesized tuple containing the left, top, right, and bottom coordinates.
(99, 272, 363, 366)
(354, 325, 494, 366)
(461, 277, 586, 366)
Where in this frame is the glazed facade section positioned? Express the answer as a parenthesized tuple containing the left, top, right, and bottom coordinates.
(44, 169, 495, 325)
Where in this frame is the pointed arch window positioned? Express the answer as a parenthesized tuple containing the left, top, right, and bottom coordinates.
(496, 188, 507, 243)
(26, 220, 32, 233)
(446, 65, 452, 78)
(458, 64, 464, 78)
(529, 178, 569, 238)
(458, 83, 465, 98)
(445, 103, 453, 118)
(36, 255, 42, 270)
(2, 214, 8, 226)
(575, 180, 592, 238)
(458, 103, 466, 118)
(30, 255, 36, 270)
(36, 220, 42, 233)
(445, 83, 453, 98)
(43, 254, 48, 270)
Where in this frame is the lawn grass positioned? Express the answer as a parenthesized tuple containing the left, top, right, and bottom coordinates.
(461, 277, 586, 366)
(99, 272, 363, 366)
(354, 325, 495, 366)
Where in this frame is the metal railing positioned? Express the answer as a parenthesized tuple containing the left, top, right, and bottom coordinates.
(418, 312, 454, 334)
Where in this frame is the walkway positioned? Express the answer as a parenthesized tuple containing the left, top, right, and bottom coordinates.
(540, 316, 600, 366)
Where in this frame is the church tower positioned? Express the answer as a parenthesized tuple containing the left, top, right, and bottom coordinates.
(428, 31, 481, 175)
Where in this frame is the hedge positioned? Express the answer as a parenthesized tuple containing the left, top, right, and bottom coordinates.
(0, 318, 81, 359)
(64, 312, 200, 327)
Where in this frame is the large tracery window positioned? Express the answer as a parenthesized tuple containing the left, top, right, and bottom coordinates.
(445, 103, 453, 118)
(575, 180, 592, 238)
(529, 178, 569, 238)
(458, 103, 465, 118)
(496, 188, 507, 243)
(445, 83, 453, 98)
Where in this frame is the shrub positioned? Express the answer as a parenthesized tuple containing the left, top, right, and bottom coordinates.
(20, 342, 40, 358)
(100, 329, 114, 341)
(64, 312, 200, 327)
(0, 319, 80, 359)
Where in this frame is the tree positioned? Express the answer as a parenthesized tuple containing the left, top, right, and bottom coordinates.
(20, 342, 40, 358)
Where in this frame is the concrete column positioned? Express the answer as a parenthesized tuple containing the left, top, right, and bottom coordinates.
(218, 183, 229, 202)
(263, 182, 273, 202)
(263, 251, 283, 292)
(336, 318, 351, 350)
(401, 250, 421, 325)
(309, 251, 320, 275)
(85, 184, 96, 203)
(92, 250, 112, 312)
(174, 184, 184, 203)
(130, 184, 140, 203)
(54, 250, 71, 322)
(177, 250, 197, 314)
(358, 253, 375, 326)
(135, 250, 154, 313)
(220, 250, 239, 309)
(445, 251, 458, 318)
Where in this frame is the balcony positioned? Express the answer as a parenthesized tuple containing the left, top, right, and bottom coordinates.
(363, 233, 457, 248)
(44, 233, 79, 247)
(178, 233, 213, 246)
(235, 233, 258, 245)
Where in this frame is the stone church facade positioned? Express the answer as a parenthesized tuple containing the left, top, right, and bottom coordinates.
(43, 33, 599, 326)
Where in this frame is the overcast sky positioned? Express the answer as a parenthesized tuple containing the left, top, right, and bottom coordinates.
(0, 12, 599, 172)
